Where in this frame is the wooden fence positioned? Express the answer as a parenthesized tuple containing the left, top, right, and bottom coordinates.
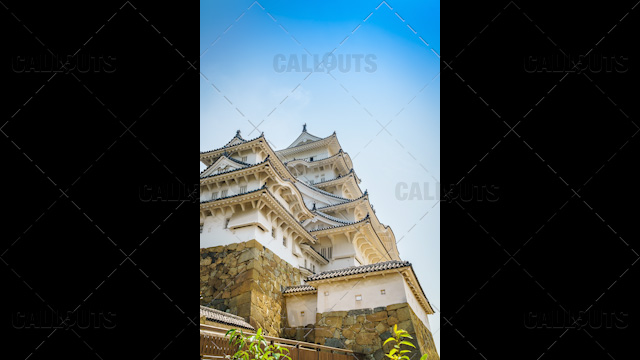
(200, 324, 358, 360)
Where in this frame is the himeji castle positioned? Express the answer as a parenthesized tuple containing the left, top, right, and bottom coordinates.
(199, 125, 439, 360)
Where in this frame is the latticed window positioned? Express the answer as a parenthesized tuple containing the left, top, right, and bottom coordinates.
(221, 190, 227, 197)
(321, 247, 332, 259)
(200, 224, 203, 234)
(239, 185, 247, 194)
(241, 156, 247, 162)
(211, 192, 218, 200)
(283, 236, 287, 247)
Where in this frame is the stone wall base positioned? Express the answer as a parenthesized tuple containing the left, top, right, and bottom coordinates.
(283, 303, 439, 360)
(200, 240, 303, 336)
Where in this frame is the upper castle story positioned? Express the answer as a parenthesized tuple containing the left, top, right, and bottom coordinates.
(199, 125, 400, 278)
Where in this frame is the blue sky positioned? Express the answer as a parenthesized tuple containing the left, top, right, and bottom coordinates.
(200, 0, 440, 353)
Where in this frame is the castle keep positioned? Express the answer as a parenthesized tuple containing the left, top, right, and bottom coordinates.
(200, 126, 439, 360)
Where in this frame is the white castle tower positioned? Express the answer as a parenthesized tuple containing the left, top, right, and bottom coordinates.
(200, 125, 438, 360)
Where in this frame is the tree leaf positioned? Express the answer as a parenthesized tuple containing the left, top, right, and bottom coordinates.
(399, 341, 416, 348)
(383, 337, 396, 346)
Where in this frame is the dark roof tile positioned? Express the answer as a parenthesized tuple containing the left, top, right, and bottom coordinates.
(306, 260, 410, 282)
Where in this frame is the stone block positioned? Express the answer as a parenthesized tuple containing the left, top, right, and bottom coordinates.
(343, 329, 356, 339)
(344, 316, 356, 326)
(238, 248, 260, 264)
(375, 322, 387, 334)
(348, 308, 373, 316)
(325, 338, 344, 348)
(314, 327, 334, 338)
(396, 307, 411, 322)
(386, 303, 407, 311)
(324, 316, 343, 328)
(325, 311, 348, 318)
(356, 332, 377, 345)
(366, 311, 387, 322)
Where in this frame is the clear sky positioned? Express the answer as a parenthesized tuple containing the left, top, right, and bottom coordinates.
(200, 0, 440, 354)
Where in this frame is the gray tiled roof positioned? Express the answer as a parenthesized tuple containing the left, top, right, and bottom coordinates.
(306, 260, 411, 282)
(282, 284, 317, 294)
(200, 305, 254, 330)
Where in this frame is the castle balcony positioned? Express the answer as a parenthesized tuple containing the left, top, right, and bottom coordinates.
(298, 266, 315, 277)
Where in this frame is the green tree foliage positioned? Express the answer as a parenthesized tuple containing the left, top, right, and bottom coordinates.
(225, 328, 292, 360)
(383, 325, 427, 360)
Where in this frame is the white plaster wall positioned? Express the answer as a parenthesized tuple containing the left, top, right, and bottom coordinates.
(200, 178, 261, 202)
(200, 215, 261, 248)
(296, 183, 344, 209)
(402, 279, 432, 332)
(316, 273, 407, 313)
(281, 149, 329, 163)
(327, 256, 357, 270)
(200, 212, 302, 269)
(285, 293, 318, 327)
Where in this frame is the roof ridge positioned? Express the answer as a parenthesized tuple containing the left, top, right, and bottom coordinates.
(314, 190, 368, 211)
(305, 260, 410, 282)
(201, 133, 265, 154)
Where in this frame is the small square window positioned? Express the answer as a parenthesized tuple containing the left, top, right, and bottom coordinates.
(324, 291, 329, 296)
(355, 295, 362, 301)
(380, 289, 386, 295)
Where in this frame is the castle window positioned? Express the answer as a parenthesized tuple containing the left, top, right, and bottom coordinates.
(304, 259, 307, 268)
(224, 219, 230, 229)
(241, 156, 247, 162)
(200, 224, 203, 234)
(239, 185, 247, 194)
(301, 311, 305, 317)
(381, 289, 386, 295)
(321, 177, 325, 182)
(221, 190, 228, 198)
(321, 247, 333, 259)
(324, 291, 329, 296)
(355, 295, 362, 301)
(309, 157, 314, 161)
(211, 192, 218, 200)
(283, 237, 287, 247)
(272, 227, 276, 239)
(312, 264, 315, 272)
(309, 179, 314, 185)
